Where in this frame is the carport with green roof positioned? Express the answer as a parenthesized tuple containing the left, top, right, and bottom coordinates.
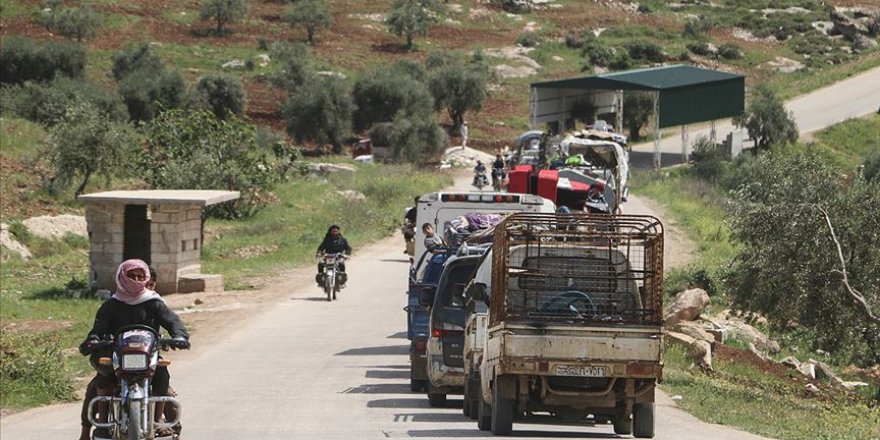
(530, 65, 745, 169)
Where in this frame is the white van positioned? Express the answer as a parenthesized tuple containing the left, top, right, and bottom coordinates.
(412, 192, 556, 260)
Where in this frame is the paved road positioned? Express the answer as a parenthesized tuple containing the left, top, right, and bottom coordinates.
(0, 229, 770, 440)
(629, 66, 880, 168)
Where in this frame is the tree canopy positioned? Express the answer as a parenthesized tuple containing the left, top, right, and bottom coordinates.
(425, 51, 489, 129)
(734, 85, 798, 151)
(386, 0, 442, 50)
(200, 0, 249, 35)
(282, 75, 355, 153)
(285, 0, 331, 45)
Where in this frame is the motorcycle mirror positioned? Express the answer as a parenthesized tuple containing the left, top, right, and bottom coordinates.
(98, 357, 112, 366)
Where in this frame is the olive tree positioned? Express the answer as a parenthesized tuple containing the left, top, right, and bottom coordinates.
(51, 6, 99, 42)
(281, 75, 355, 153)
(426, 51, 489, 129)
(352, 62, 432, 132)
(285, 0, 331, 45)
(727, 150, 880, 365)
(734, 85, 798, 152)
(200, 0, 249, 35)
(110, 44, 186, 121)
(386, 0, 443, 50)
(389, 111, 447, 165)
(45, 102, 137, 196)
(144, 109, 277, 218)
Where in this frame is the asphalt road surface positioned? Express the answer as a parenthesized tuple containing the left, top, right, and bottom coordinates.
(629, 66, 880, 169)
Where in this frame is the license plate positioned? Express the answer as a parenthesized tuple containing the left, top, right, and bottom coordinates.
(555, 365, 607, 377)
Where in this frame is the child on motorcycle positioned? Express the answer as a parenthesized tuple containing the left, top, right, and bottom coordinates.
(316, 225, 352, 287)
(78, 259, 190, 440)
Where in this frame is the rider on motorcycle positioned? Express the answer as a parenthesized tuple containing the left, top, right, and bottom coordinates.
(315, 225, 352, 287)
(78, 259, 189, 440)
(473, 161, 487, 186)
(491, 154, 506, 188)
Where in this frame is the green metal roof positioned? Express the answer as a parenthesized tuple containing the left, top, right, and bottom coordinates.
(531, 65, 745, 128)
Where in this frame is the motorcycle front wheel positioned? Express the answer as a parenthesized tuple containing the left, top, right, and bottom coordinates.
(324, 280, 332, 301)
(127, 400, 143, 440)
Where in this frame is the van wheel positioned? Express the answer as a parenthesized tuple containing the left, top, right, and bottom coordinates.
(428, 391, 447, 408)
(613, 413, 633, 435)
(633, 402, 655, 438)
(462, 378, 472, 417)
(409, 366, 424, 392)
(466, 374, 480, 420)
(477, 392, 491, 431)
(491, 381, 514, 435)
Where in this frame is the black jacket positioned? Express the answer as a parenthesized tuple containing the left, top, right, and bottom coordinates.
(317, 235, 352, 255)
(86, 298, 189, 341)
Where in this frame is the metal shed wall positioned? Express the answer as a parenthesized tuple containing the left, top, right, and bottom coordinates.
(658, 77, 744, 128)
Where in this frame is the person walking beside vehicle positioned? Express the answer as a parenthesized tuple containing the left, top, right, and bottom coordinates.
(316, 225, 352, 286)
(460, 121, 469, 150)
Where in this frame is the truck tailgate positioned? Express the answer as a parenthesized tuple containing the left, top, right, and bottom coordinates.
(488, 324, 661, 363)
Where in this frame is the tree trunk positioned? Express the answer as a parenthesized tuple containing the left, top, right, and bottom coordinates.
(406, 33, 413, 50)
(75, 169, 93, 197)
(308, 27, 315, 44)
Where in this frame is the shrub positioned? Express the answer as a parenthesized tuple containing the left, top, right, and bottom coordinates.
(50, 6, 99, 42)
(118, 69, 187, 121)
(516, 31, 540, 48)
(268, 41, 313, 93)
(733, 85, 798, 151)
(1, 77, 127, 126)
(257, 36, 269, 50)
(690, 135, 727, 183)
(717, 43, 743, 60)
(682, 15, 713, 38)
(686, 42, 713, 57)
(8, 220, 30, 244)
(564, 31, 586, 49)
(627, 41, 665, 63)
(389, 111, 447, 165)
(145, 109, 278, 218)
(110, 43, 165, 81)
(386, 0, 443, 50)
(0, 37, 85, 85)
(367, 122, 395, 147)
(608, 51, 632, 71)
(864, 151, 880, 183)
(191, 74, 247, 119)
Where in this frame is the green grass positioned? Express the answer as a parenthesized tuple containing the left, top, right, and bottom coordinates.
(0, 117, 48, 160)
(808, 113, 880, 169)
(662, 344, 880, 440)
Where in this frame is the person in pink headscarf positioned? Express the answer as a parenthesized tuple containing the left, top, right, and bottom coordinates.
(78, 259, 189, 440)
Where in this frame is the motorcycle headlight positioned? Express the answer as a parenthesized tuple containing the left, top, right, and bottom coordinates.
(121, 354, 148, 370)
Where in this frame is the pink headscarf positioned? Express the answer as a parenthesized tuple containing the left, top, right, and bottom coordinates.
(112, 259, 161, 305)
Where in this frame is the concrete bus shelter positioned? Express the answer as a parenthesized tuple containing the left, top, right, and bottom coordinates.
(78, 190, 240, 294)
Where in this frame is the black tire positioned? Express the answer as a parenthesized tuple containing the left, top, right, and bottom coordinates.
(462, 377, 472, 417)
(127, 400, 143, 440)
(633, 402, 655, 438)
(467, 375, 479, 420)
(477, 391, 492, 431)
(613, 413, 633, 435)
(409, 366, 423, 392)
(491, 380, 514, 436)
(324, 280, 332, 301)
(428, 391, 447, 408)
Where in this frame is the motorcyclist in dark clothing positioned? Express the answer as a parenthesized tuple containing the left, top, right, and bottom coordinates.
(316, 225, 352, 286)
(491, 154, 506, 188)
(78, 259, 189, 440)
(473, 161, 487, 186)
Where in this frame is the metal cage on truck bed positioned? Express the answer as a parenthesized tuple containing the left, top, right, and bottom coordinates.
(489, 213, 663, 326)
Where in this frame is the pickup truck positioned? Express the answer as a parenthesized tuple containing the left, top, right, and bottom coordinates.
(464, 212, 664, 437)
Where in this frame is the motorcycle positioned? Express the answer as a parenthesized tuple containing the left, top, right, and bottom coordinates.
(318, 253, 349, 301)
(491, 167, 507, 192)
(473, 172, 489, 190)
(87, 325, 189, 440)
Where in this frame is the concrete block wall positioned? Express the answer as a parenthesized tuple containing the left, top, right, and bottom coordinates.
(85, 202, 126, 291)
(150, 204, 203, 294)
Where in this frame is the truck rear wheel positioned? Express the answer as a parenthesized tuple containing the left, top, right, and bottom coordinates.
(632, 402, 655, 438)
(428, 390, 447, 408)
(477, 393, 491, 431)
(462, 378, 472, 417)
(466, 374, 479, 420)
(613, 414, 632, 435)
(491, 382, 514, 435)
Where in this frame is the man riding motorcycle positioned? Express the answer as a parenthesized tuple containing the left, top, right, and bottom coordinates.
(473, 161, 488, 187)
(78, 259, 189, 440)
(315, 225, 352, 287)
(491, 154, 507, 189)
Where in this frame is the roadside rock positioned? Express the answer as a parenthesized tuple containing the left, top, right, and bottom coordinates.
(666, 331, 696, 348)
(495, 64, 539, 78)
(689, 340, 713, 371)
(779, 356, 801, 370)
(831, 9, 870, 41)
(441, 146, 495, 169)
(673, 321, 715, 344)
(306, 163, 356, 174)
(663, 288, 710, 327)
(337, 190, 366, 203)
(725, 319, 781, 354)
(22, 214, 87, 239)
(0, 223, 32, 260)
(254, 54, 271, 67)
(222, 59, 246, 70)
(765, 56, 806, 73)
(799, 362, 817, 380)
